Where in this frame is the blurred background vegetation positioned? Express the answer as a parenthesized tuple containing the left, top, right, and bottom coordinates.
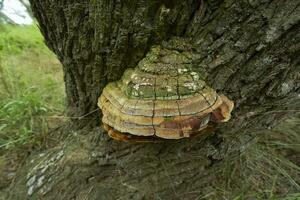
(0, 24, 65, 151)
(0, 1, 299, 199)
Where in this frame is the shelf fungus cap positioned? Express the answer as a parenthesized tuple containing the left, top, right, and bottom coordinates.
(98, 46, 234, 141)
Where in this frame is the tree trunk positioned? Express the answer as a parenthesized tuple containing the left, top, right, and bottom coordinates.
(8, 0, 300, 199)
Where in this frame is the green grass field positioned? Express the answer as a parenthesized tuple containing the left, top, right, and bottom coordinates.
(0, 24, 299, 199)
(0, 24, 65, 151)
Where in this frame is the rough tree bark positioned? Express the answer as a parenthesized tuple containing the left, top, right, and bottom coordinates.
(7, 0, 300, 199)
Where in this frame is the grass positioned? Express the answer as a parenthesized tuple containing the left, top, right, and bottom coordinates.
(0, 24, 65, 151)
(212, 117, 300, 200)
(0, 24, 50, 55)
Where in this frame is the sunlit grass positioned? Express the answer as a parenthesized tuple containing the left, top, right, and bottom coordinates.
(0, 24, 65, 150)
(0, 24, 49, 55)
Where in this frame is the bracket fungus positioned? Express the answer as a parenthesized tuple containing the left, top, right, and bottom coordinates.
(98, 43, 234, 142)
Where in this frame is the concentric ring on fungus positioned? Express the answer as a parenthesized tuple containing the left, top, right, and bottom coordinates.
(98, 43, 234, 142)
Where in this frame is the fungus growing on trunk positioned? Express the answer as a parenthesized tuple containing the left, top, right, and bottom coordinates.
(98, 39, 234, 142)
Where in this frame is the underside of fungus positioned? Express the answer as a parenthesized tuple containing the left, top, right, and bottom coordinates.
(98, 39, 234, 141)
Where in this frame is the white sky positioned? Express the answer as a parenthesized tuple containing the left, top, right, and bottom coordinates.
(2, 0, 32, 24)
